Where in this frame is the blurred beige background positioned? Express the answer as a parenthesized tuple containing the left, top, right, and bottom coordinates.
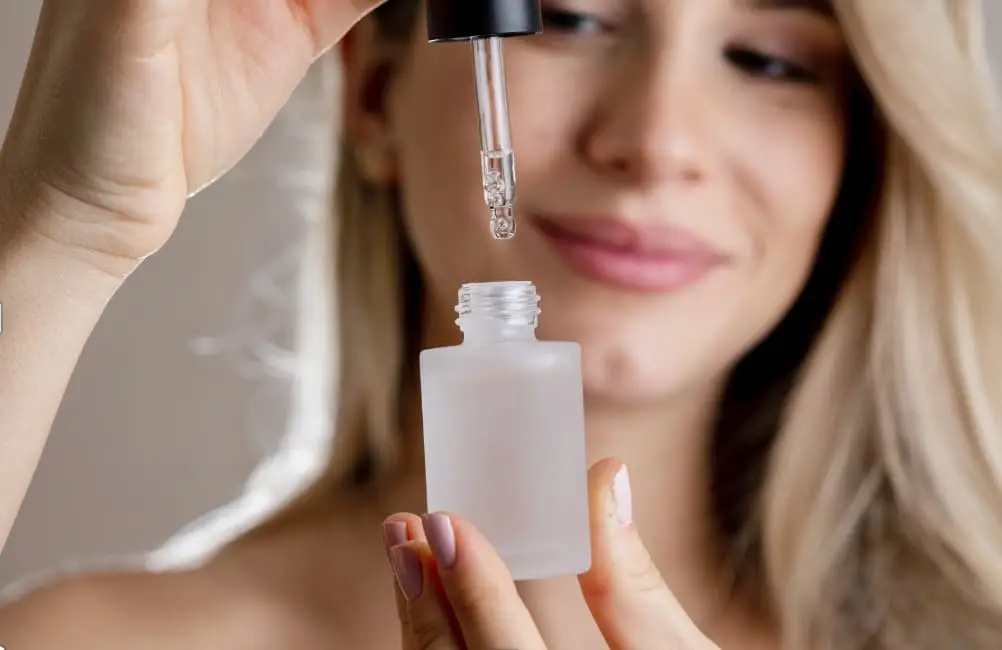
(1, 2, 1002, 586)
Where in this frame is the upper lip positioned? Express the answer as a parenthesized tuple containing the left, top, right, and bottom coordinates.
(532, 213, 728, 261)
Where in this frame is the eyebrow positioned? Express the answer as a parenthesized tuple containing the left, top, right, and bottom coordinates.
(744, 0, 835, 19)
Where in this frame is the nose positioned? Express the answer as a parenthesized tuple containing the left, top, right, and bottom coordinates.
(580, 46, 709, 188)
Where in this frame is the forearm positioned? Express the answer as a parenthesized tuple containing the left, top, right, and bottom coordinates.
(0, 198, 127, 554)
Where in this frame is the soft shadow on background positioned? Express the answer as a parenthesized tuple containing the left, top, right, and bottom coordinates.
(1, 3, 1001, 585)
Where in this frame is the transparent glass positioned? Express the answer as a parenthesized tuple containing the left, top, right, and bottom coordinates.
(420, 281, 591, 580)
(472, 37, 517, 240)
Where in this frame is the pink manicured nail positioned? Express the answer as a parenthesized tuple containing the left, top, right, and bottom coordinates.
(612, 465, 632, 526)
(389, 545, 423, 601)
(422, 513, 457, 569)
(382, 520, 408, 550)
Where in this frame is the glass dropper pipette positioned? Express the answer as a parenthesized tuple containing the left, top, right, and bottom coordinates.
(473, 36, 517, 240)
(423, 0, 542, 240)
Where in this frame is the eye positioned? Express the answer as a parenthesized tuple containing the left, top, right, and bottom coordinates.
(725, 47, 819, 84)
(540, 7, 607, 35)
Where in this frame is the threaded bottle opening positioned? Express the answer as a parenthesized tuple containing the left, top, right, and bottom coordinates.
(455, 281, 540, 329)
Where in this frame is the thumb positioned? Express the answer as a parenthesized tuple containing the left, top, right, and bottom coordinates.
(578, 459, 718, 650)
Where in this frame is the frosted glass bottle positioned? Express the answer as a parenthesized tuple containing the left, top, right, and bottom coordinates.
(420, 281, 591, 580)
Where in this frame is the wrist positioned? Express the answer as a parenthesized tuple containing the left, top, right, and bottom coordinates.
(0, 161, 144, 283)
(0, 228, 129, 314)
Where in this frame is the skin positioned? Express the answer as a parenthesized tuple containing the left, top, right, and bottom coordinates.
(0, 0, 850, 648)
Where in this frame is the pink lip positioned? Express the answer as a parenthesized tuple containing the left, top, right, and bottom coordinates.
(533, 214, 728, 293)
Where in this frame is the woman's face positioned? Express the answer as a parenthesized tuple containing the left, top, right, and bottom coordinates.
(347, 0, 848, 406)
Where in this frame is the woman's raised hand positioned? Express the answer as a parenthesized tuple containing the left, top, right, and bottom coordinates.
(1, 0, 384, 273)
(0, 0, 384, 556)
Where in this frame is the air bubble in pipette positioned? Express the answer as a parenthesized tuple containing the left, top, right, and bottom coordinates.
(481, 149, 516, 239)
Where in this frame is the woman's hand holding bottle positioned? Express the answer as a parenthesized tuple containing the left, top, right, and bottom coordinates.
(384, 460, 722, 650)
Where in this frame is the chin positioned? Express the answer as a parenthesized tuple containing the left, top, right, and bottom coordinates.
(537, 321, 685, 406)
(528, 276, 738, 407)
(579, 346, 685, 406)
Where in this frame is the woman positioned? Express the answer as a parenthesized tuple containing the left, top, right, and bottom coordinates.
(1, 0, 1001, 647)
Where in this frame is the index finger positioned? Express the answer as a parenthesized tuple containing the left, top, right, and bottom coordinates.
(421, 512, 548, 650)
(383, 517, 418, 650)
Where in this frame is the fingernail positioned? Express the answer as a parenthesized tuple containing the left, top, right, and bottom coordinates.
(612, 465, 632, 526)
(422, 513, 457, 569)
(389, 545, 423, 601)
(382, 520, 408, 551)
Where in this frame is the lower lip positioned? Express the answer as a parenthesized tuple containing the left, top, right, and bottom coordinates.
(536, 228, 722, 293)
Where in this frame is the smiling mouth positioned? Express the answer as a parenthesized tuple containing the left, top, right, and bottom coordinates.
(532, 214, 728, 293)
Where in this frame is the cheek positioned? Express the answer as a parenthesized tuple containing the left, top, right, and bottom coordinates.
(733, 102, 845, 276)
(699, 98, 846, 369)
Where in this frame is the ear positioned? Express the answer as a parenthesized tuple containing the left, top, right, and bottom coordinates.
(342, 19, 402, 186)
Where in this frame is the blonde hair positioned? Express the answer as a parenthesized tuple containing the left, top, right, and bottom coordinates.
(154, 0, 1002, 647)
(762, 1, 1002, 647)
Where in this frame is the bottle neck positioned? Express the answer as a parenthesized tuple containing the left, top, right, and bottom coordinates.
(460, 320, 537, 343)
(455, 281, 540, 344)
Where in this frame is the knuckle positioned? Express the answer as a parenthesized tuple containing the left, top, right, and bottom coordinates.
(581, 553, 666, 603)
(448, 578, 506, 624)
(407, 613, 452, 650)
(628, 554, 667, 594)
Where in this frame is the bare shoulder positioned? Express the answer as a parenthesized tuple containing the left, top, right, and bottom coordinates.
(0, 495, 401, 650)
(0, 566, 310, 650)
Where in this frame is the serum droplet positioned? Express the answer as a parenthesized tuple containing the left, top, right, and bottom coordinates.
(481, 149, 517, 240)
(491, 207, 515, 239)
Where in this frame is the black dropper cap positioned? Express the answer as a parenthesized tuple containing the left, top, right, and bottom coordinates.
(426, 0, 543, 42)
